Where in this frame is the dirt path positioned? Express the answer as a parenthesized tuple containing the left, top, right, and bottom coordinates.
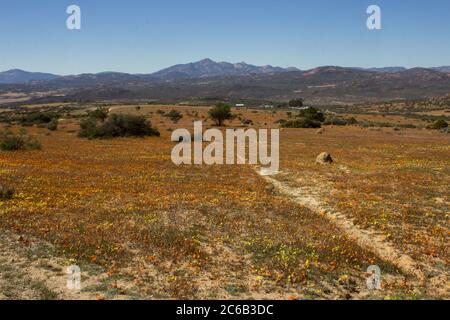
(260, 174, 425, 282)
(263, 173, 449, 298)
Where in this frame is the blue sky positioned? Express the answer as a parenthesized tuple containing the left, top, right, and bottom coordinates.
(0, 0, 449, 74)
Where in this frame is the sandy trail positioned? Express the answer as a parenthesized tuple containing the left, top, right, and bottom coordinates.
(259, 174, 425, 282)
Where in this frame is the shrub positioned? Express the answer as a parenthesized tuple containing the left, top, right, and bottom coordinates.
(79, 117, 99, 138)
(87, 107, 109, 121)
(427, 119, 448, 130)
(298, 107, 325, 122)
(79, 114, 160, 139)
(165, 110, 183, 123)
(323, 117, 358, 126)
(0, 185, 14, 200)
(208, 103, 233, 126)
(280, 118, 322, 128)
(20, 112, 59, 126)
(241, 119, 253, 126)
(289, 98, 304, 108)
(46, 119, 59, 131)
(0, 129, 42, 151)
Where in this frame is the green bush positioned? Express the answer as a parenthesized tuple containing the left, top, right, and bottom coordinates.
(298, 107, 325, 122)
(289, 98, 304, 108)
(20, 112, 60, 126)
(79, 114, 160, 139)
(324, 117, 358, 126)
(0, 129, 42, 151)
(427, 119, 448, 130)
(87, 108, 109, 121)
(280, 118, 322, 128)
(165, 110, 183, 123)
(46, 119, 59, 131)
(0, 185, 14, 200)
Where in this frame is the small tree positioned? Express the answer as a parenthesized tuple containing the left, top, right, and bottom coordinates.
(298, 107, 325, 123)
(289, 98, 304, 108)
(208, 103, 233, 126)
(165, 110, 183, 123)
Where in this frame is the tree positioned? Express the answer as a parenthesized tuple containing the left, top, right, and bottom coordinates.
(298, 107, 325, 123)
(208, 103, 233, 126)
(165, 110, 183, 123)
(289, 98, 304, 108)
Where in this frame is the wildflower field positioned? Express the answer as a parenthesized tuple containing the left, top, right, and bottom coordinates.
(0, 104, 448, 299)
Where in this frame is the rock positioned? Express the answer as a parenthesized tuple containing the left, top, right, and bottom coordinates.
(316, 128, 325, 134)
(316, 152, 333, 164)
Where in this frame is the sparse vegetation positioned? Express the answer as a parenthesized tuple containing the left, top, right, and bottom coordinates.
(0, 103, 448, 300)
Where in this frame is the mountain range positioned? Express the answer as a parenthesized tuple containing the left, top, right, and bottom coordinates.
(1, 59, 449, 84)
(0, 69, 60, 84)
(1, 59, 450, 105)
(0, 59, 298, 84)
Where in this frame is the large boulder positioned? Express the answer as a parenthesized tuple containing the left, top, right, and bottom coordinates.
(316, 152, 333, 164)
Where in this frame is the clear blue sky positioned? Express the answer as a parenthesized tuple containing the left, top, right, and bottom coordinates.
(0, 0, 449, 75)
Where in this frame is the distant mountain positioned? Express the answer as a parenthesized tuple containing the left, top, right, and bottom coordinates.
(360, 66, 450, 74)
(52, 72, 143, 87)
(2, 61, 450, 105)
(360, 67, 407, 73)
(0, 69, 60, 84)
(431, 66, 450, 73)
(146, 58, 295, 81)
